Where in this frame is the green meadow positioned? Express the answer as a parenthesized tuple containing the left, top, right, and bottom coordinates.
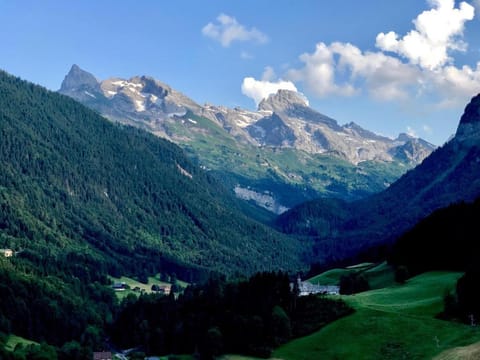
(4, 335, 38, 352)
(274, 271, 480, 359)
(307, 261, 395, 290)
(109, 274, 188, 300)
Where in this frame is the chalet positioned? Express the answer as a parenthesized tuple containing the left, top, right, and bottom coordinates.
(151, 284, 171, 294)
(159, 285, 171, 295)
(0, 249, 13, 257)
(93, 351, 112, 360)
(112, 282, 126, 291)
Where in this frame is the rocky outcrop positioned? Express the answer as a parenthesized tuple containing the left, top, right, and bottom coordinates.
(455, 93, 480, 145)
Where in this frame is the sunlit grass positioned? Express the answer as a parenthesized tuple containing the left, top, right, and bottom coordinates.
(274, 271, 480, 360)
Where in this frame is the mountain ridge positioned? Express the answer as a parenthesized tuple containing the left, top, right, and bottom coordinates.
(60, 65, 434, 165)
(59, 65, 435, 215)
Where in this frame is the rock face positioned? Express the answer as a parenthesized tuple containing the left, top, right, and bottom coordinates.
(60, 65, 203, 138)
(258, 89, 310, 111)
(59, 64, 102, 102)
(245, 90, 434, 165)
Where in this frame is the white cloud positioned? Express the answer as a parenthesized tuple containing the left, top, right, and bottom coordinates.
(241, 67, 298, 106)
(286, 42, 357, 97)
(277, 0, 480, 108)
(376, 0, 474, 69)
(202, 14, 268, 47)
(430, 62, 480, 105)
(285, 41, 419, 101)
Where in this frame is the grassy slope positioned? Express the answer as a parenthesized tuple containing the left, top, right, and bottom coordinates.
(4, 335, 38, 352)
(274, 272, 480, 360)
(307, 262, 395, 290)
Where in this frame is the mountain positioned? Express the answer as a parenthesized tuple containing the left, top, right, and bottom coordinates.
(277, 92, 480, 263)
(59, 65, 435, 215)
(0, 69, 306, 279)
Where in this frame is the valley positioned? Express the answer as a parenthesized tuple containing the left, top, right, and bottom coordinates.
(2, 1, 480, 359)
(1, 69, 480, 359)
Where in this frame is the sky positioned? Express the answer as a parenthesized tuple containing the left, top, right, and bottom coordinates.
(1, 0, 480, 145)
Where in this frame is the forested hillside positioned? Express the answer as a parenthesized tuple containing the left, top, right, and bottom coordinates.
(0, 70, 306, 279)
(390, 197, 480, 276)
(276, 93, 480, 265)
(0, 69, 312, 353)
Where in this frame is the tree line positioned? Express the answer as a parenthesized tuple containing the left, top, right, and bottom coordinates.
(111, 271, 353, 359)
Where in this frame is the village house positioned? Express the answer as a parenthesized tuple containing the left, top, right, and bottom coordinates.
(0, 249, 13, 257)
(159, 285, 171, 295)
(151, 284, 171, 295)
(112, 282, 127, 291)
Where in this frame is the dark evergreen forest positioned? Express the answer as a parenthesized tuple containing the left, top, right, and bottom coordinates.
(0, 70, 312, 357)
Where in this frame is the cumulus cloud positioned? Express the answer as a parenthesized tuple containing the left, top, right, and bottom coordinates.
(202, 14, 268, 47)
(286, 42, 420, 101)
(286, 42, 357, 97)
(241, 68, 298, 106)
(277, 0, 480, 108)
(428, 62, 480, 106)
(376, 0, 474, 69)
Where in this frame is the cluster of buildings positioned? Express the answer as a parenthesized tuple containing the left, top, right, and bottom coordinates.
(111, 282, 171, 295)
(293, 276, 340, 296)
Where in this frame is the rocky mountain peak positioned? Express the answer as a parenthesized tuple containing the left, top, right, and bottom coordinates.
(139, 76, 170, 99)
(258, 89, 309, 112)
(60, 64, 99, 93)
(58, 65, 435, 168)
(396, 133, 416, 142)
(455, 93, 480, 144)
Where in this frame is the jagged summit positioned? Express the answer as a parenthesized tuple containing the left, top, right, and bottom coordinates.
(59, 66, 202, 135)
(60, 64, 99, 93)
(258, 89, 309, 112)
(455, 93, 480, 144)
(59, 65, 435, 166)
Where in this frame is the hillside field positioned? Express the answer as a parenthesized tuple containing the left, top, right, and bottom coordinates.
(274, 271, 480, 359)
(307, 261, 396, 290)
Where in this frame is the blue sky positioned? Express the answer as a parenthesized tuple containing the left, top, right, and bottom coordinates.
(1, 0, 479, 145)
